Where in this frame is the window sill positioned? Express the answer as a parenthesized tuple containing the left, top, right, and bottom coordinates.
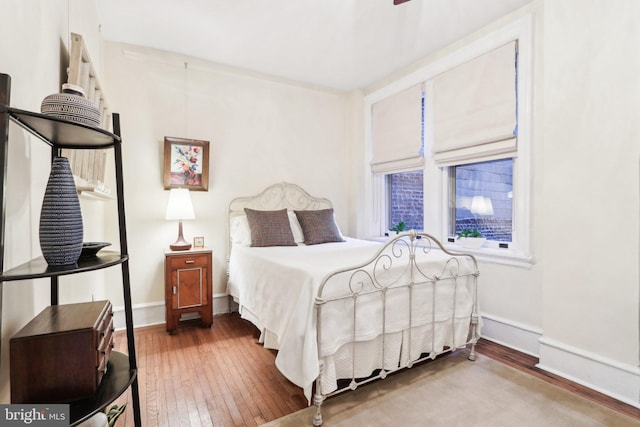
(444, 243, 536, 268)
(366, 235, 535, 268)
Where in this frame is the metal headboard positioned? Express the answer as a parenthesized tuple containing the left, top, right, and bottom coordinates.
(229, 182, 332, 215)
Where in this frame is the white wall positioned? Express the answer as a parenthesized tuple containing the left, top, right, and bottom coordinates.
(0, 0, 103, 403)
(100, 43, 350, 311)
(542, 0, 639, 367)
(538, 0, 640, 404)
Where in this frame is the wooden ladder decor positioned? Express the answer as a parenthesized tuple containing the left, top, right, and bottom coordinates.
(63, 32, 110, 198)
(67, 32, 110, 129)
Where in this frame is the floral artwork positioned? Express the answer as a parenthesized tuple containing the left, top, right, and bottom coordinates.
(164, 137, 209, 191)
(170, 144, 202, 185)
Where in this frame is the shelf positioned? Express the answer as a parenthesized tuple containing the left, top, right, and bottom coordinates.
(3, 106, 120, 149)
(77, 183, 114, 200)
(69, 351, 137, 426)
(0, 251, 128, 282)
(0, 73, 141, 426)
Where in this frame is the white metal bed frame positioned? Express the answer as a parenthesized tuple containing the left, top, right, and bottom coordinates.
(313, 230, 479, 425)
(227, 183, 480, 426)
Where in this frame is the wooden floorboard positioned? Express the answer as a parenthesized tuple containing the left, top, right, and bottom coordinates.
(110, 313, 639, 426)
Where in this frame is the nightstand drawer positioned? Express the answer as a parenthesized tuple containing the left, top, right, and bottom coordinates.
(168, 253, 209, 269)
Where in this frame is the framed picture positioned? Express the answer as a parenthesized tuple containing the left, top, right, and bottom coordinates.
(163, 137, 210, 191)
(193, 236, 205, 248)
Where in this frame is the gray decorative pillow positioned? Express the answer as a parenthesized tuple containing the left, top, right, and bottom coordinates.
(244, 208, 297, 247)
(294, 209, 345, 245)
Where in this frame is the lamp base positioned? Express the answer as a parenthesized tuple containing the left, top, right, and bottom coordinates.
(170, 240, 192, 251)
(170, 220, 192, 251)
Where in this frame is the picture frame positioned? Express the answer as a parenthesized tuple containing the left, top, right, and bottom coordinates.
(163, 136, 210, 191)
(193, 236, 205, 248)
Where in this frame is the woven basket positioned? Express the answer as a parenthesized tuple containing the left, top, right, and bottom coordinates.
(41, 83, 101, 127)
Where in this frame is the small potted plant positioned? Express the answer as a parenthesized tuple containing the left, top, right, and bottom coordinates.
(389, 221, 406, 235)
(456, 228, 486, 248)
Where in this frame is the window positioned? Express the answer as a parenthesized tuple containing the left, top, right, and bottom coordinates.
(365, 15, 533, 262)
(449, 159, 512, 244)
(434, 40, 522, 255)
(370, 83, 425, 236)
(387, 170, 423, 231)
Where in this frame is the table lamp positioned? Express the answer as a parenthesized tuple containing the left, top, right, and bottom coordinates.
(165, 188, 195, 250)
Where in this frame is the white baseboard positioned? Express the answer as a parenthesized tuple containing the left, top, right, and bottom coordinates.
(112, 293, 232, 330)
(212, 293, 231, 314)
(479, 312, 542, 357)
(112, 301, 165, 330)
(538, 337, 640, 409)
(480, 314, 640, 408)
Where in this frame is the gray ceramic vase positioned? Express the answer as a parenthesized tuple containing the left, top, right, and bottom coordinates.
(39, 157, 84, 265)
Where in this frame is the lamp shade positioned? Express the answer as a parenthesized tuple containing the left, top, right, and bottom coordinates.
(470, 196, 494, 216)
(165, 188, 195, 220)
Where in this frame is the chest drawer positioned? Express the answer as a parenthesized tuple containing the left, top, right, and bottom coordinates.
(10, 300, 113, 403)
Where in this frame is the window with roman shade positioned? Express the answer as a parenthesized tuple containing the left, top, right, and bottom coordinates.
(432, 41, 517, 166)
(370, 83, 424, 174)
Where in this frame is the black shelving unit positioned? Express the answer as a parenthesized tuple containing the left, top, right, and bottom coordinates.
(0, 73, 141, 426)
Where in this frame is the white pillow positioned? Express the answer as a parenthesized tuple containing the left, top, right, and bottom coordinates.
(230, 215, 252, 246)
(288, 211, 305, 243)
(230, 212, 304, 246)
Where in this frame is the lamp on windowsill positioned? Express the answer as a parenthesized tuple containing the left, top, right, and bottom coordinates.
(165, 188, 195, 251)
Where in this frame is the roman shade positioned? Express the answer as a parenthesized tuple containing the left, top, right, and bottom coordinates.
(432, 41, 517, 166)
(371, 83, 424, 173)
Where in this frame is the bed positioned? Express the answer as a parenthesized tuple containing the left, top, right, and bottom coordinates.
(227, 183, 480, 426)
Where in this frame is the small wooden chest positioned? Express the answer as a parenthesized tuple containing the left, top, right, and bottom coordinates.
(10, 300, 114, 403)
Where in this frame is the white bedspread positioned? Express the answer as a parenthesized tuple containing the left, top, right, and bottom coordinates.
(227, 237, 476, 401)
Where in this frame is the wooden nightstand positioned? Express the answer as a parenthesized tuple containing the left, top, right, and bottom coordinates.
(164, 248, 213, 333)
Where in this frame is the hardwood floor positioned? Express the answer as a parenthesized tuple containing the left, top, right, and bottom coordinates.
(111, 314, 306, 427)
(111, 313, 639, 426)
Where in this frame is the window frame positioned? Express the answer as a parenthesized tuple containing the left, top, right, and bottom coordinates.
(440, 154, 529, 264)
(445, 158, 515, 248)
(434, 22, 532, 264)
(385, 169, 425, 234)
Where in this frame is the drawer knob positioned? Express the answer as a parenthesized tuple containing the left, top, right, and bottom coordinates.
(185, 260, 195, 264)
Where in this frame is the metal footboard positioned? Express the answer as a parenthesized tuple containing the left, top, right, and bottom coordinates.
(312, 231, 479, 426)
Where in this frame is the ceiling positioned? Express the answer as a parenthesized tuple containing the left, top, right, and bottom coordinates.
(96, 0, 531, 91)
